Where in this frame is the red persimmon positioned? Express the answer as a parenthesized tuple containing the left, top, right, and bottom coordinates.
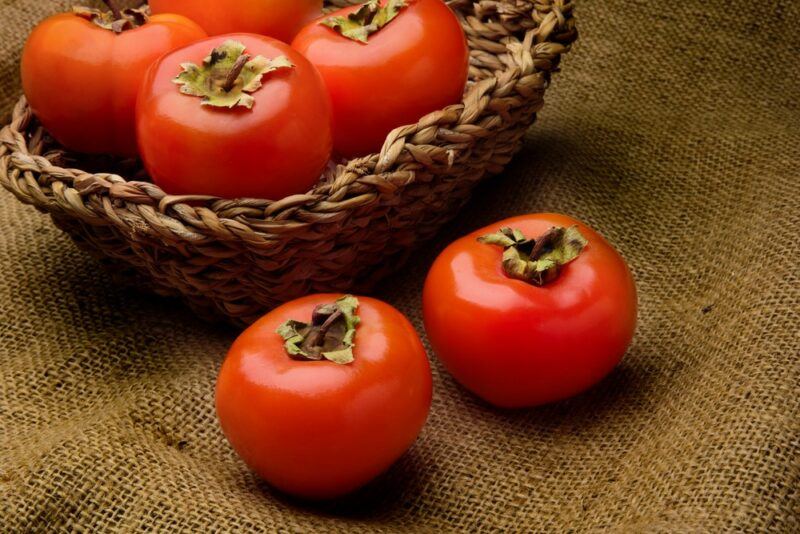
(149, 0, 322, 43)
(21, 2, 206, 156)
(423, 213, 638, 408)
(136, 35, 332, 199)
(216, 295, 432, 499)
(292, 0, 469, 157)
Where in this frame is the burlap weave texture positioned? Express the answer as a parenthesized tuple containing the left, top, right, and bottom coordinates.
(1, 0, 798, 531)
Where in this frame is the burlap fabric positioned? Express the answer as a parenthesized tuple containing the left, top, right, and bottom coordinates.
(1, 0, 798, 531)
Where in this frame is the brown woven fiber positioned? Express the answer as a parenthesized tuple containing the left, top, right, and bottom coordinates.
(0, 0, 577, 325)
(1, 0, 799, 532)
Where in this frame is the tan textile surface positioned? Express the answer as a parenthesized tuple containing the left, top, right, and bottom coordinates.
(1, 0, 798, 531)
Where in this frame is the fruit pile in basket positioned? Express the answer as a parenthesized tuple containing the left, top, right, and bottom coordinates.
(23, 0, 468, 199)
(14, 0, 636, 501)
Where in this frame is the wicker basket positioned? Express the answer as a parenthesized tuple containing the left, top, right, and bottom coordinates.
(0, 0, 576, 325)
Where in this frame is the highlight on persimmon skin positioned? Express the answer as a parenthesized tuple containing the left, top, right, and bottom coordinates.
(20, 4, 206, 156)
(292, 0, 469, 157)
(135, 34, 333, 200)
(423, 213, 638, 409)
(149, 0, 323, 43)
(215, 294, 433, 500)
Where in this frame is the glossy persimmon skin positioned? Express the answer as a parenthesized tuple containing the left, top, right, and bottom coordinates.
(150, 0, 322, 43)
(21, 12, 206, 157)
(292, 0, 469, 157)
(216, 294, 432, 499)
(136, 34, 333, 200)
(423, 214, 638, 409)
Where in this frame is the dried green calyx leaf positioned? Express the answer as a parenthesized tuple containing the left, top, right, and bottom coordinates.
(478, 226, 589, 286)
(276, 295, 361, 364)
(173, 40, 294, 109)
(73, 3, 149, 33)
(321, 0, 407, 43)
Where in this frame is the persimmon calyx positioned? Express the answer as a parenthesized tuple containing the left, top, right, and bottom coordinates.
(173, 40, 294, 109)
(321, 0, 407, 43)
(479, 226, 589, 286)
(276, 295, 361, 365)
(73, 2, 149, 34)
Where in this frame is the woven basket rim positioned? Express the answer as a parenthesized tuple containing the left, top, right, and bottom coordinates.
(0, 0, 577, 246)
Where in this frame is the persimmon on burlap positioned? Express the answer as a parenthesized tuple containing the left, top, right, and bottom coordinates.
(0, 0, 798, 531)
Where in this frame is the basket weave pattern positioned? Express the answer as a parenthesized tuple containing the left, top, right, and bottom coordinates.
(0, 0, 576, 324)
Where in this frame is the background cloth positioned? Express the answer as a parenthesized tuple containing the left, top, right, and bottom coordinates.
(1, 0, 798, 531)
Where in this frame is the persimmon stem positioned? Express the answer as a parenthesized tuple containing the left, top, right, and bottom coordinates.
(305, 306, 343, 347)
(276, 296, 360, 365)
(529, 227, 562, 259)
(222, 54, 250, 92)
(322, 0, 408, 43)
(102, 0, 123, 20)
(478, 226, 589, 286)
(317, 308, 343, 344)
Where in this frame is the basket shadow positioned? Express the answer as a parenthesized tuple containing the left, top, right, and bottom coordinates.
(420, 120, 639, 255)
(433, 132, 581, 236)
(3, 215, 239, 369)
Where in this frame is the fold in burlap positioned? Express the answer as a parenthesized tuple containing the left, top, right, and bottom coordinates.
(1, 0, 798, 531)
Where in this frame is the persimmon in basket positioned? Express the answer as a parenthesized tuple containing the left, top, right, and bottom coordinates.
(293, 0, 469, 157)
(21, 1, 206, 157)
(150, 0, 323, 43)
(136, 35, 333, 200)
